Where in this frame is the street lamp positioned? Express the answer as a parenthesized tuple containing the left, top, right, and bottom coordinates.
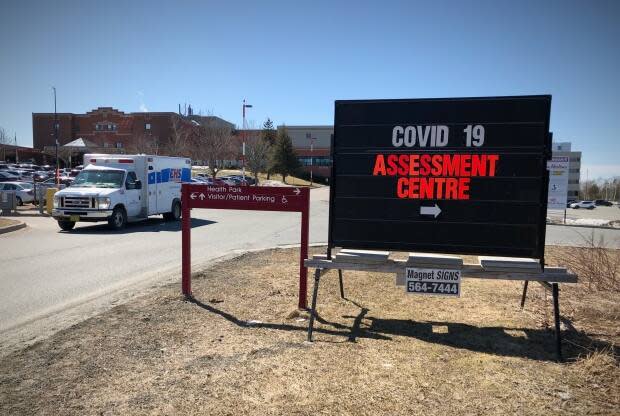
(242, 99, 252, 180)
(53, 87, 59, 185)
(310, 137, 316, 186)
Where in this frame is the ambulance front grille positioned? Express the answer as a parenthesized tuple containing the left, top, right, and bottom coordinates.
(62, 196, 94, 209)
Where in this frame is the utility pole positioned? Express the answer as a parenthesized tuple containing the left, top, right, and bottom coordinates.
(310, 137, 316, 186)
(14, 132, 18, 163)
(53, 87, 59, 185)
(242, 99, 252, 180)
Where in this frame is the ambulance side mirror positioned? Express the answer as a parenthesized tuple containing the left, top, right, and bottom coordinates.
(134, 180, 142, 190)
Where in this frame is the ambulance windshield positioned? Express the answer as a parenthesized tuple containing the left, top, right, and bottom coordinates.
(73, 170, 124, 188)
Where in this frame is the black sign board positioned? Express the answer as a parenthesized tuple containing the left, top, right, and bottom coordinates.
(328, 96, 552, 259)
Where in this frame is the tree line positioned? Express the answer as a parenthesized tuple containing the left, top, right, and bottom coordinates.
(580, 178, 620, 202)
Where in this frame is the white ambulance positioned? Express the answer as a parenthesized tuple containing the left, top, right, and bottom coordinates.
(52, 154, 192, 231)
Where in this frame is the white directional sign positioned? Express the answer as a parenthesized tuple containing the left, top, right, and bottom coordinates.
(405, 267, 461, 297)
(420, 204, 441, 218)
(547, 156, 569, 210)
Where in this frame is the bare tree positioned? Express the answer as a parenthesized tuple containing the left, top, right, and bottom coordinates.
(161, 116, 195, 157)
(127, 132, 158, 155)
(194, 119, 236, 178)
(244, 133, 271, 185)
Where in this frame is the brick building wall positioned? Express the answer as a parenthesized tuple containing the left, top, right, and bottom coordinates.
(32, 107, 180, 152)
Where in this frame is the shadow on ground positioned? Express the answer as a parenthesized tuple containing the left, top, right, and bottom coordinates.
(64, 218, 215, 234)
(187, 295, 618, 363)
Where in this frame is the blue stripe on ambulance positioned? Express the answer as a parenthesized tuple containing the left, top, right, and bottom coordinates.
(147, 168, 191, 184)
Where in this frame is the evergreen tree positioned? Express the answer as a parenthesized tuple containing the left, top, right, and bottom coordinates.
(261, 118, 276, 146)
(261, 118, 277, 179)
(270, 127, 301, 184)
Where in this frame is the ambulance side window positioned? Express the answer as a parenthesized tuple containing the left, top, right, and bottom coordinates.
(125, 172, 139, 190)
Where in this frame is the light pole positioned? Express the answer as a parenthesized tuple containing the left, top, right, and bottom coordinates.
(53, 87, 59, 185)
(309, 137, 316, 186)
(242, 99, 252, 180)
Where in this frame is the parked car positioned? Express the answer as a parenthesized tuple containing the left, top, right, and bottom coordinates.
(33, 171, 52, 182)
(203, 177, 227, 186)
(0, 171, 20, 182)
(17, 163, 40, 170)
(0, 163, 9, 170)
(0, 182, 35, 205)
(594, 199, 613, 206)
(570, 200, 596, 209)
(227, 175, 254, 185)
(191, 178, 207, 184)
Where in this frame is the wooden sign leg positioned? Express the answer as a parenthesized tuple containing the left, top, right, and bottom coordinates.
(552, 283, 563, 362)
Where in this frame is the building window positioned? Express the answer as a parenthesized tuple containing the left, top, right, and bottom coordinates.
(116, 142, 123, 148)
(103, 142, 110, 148)
(96, 123, 117, 131)
(145, 123, 151, 130)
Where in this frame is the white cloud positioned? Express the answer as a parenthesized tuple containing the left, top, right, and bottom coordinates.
(137, 91, 148, 112)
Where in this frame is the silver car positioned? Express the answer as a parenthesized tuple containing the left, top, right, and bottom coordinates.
(0, 182, 35, 205)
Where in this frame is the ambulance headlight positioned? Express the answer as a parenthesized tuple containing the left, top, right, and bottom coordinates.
(97, 197, 111, 209)
(53, 195, 60, 208)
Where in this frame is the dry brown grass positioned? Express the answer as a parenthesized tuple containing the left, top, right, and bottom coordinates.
(547, 232, 620, 292)
(0, 218, 18, 227)
(0, 246, 618, 415)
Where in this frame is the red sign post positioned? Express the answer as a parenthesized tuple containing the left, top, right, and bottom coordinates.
(181, 184, 311, 308)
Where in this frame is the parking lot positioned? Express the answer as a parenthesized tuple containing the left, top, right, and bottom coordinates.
(551, 205, 620, 221)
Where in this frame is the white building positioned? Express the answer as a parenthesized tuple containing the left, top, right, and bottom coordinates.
(552, 142, 581, 201)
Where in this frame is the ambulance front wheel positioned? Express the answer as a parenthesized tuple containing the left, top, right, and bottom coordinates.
(163, 200, 181, 221)
(108, 206, 127, 230)
(58, 220, 75, 231)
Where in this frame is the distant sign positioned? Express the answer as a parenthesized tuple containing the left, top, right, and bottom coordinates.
(547, 156, 569, 210)
(329, 96, 552, 258)
(405, 267, 461, 297)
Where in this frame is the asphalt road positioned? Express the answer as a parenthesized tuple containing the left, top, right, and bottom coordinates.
(1, 186, 619, 354)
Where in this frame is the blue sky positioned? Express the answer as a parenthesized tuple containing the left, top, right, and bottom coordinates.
(1, 0, 618, 178)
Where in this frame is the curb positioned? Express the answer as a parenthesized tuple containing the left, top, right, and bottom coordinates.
(547, 222, 619, 231)
(0, 221, 27, 235)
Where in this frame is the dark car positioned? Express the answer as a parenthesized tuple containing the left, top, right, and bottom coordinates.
(33, 171, 52, 182)
(594, 199, 613, 206)
(0, 171, 20, 182)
